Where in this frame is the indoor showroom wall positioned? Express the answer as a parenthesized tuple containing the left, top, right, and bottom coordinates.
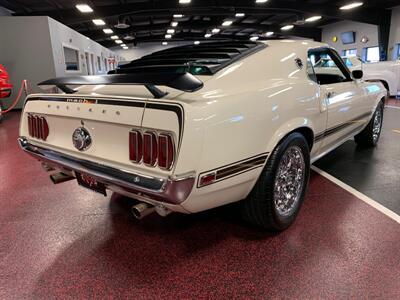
(0, 16, 120, 108)
(321, 20, 379, 58)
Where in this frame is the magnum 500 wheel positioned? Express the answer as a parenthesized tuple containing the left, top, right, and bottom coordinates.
(354, 102, 384, 147)
(241, 132, 310, 231)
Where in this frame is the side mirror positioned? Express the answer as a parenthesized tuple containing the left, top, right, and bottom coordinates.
(352, 70, 363, 79)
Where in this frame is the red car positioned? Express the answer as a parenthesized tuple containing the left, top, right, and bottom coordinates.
(0, 64, 13, 99)
(0, 64, 13, 120)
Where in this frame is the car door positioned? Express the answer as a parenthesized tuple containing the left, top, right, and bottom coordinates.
(308, 48, 369, 154)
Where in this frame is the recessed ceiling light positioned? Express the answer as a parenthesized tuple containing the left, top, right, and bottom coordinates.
(171, 21, 178, 27)
(115, 40, 123, 44)
(305, 16, 322, 22)
(162, 42, 168, 45)
(179, 0, 191, 4)
(111, 35, 119, 40)
(281, 25, 294, 31)
(103, 28, 113, 34)
(92, 19, 106, 26)
(222, 20, 233, 26)
(165, 34, 172, 39)
(194, 41, 200, 45)
(205, 33, 212, 38)
(76, 4, 93, 13)
(212, 28, 221, 34)
(173, 14, 184, 18)
(250, 36, 259, 41)
(255, 0, 268, 3)
(235, 13, 245, 17)
(340, 2, 363, 10)
(121, 44, 126, 47)
(167, 29, 175, 34)
(122, 46, 128, 50)
(266, 31, 274, 36)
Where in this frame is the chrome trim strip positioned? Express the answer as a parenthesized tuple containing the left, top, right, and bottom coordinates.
(18, 137, 195, 204)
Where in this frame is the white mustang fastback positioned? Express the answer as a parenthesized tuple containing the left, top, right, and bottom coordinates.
(19, 40, 386, 231)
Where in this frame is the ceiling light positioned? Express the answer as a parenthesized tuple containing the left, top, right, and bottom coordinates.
(256, 0, 269, 3)
(281, 25, 294, 31)
(194, 41, 200, 45)
(162, 42, 168, 45)
(103, 28, 113, 34)
(121, 44, 126, 47)
(115, 40, 123, 44)
(235, 13, 245, 17)
(179, 0, 191, 4)
(266, 31, 274, 36)
(167, 29, 175, 34)
(173, 14, 184, 18)
(171, 21, 178, 27)
(340, 2, 363, 10)
(111, 35, 119, 40)
(165, 34, 172, 39)
(212, 28, 221, 34)
(92, 19, 106, 26)
(122, 47, 129, 50)
(222, 20, 233, 26)
(250, 36, 259, 41)
(305, 16, 322, 22)
(76, 4, 93, 13)
(205, 33, 212, 38)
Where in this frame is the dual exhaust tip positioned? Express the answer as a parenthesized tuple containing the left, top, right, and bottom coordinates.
(49, 172, 169, 220)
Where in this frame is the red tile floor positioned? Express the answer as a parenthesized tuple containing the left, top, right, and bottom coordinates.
(1, 111, 399, 299)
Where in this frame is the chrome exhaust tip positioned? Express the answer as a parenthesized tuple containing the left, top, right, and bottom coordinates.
(50, 172, 74, 184)
(131, 202, 155, 220)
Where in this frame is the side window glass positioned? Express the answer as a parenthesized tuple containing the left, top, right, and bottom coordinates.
(308, 49, 348, 85)
(306, 58, 317, 83)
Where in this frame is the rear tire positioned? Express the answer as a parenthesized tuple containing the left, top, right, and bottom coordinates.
(354, 102, 384, 147)
(241, 132, 310, 231)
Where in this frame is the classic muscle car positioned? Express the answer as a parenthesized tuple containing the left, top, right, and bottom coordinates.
(0, 64, 13, 120)
(18, 40, 386, 231)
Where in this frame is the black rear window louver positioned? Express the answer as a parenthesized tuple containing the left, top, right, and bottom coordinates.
(114, 41, 266, 76)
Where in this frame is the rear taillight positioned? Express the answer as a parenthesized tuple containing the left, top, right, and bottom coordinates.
(129, 130, 175, 170)
(27, 115, 49, 141)
(129, 130, 143, 163)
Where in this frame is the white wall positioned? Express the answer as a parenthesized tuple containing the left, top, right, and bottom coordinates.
(388, 6, 400, 60)
(47, 18, 122, 77)
(321, 20, 379, 57)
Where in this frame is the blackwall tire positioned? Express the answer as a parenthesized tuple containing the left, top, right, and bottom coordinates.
(354, 102, 384, 147)
(241, 132, 310, 231)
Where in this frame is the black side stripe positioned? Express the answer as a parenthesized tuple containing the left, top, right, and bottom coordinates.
(314, 112, 371, 142)
(198, 153, 269, 188)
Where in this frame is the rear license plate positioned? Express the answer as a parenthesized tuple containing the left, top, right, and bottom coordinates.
(76, 172, 107, 196)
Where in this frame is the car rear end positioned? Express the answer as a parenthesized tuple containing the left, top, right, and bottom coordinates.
(0, 64, 13, 99)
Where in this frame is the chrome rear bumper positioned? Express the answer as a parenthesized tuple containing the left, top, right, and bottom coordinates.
(18, 137, 195, 205)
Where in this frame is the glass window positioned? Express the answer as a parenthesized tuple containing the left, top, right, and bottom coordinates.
(63, 47, 80, 71)
(306, 59, 317, 83)
(364, 47, 380, 63)
(342, 49, 357, 57)
(308, 49, 348, 85)
(97, 56, 102, 71)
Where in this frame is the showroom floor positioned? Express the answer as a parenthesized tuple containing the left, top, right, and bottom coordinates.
(0, 101, 399, 299)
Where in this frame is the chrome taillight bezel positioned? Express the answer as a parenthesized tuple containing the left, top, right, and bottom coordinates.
(129, 129, 176, 171)
(27, 114, 49, 141)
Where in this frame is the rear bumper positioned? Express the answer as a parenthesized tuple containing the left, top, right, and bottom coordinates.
(18, 137, 195, 205)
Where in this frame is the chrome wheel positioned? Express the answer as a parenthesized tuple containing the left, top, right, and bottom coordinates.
(273, 146, 305, 216)
(372, 109, 382, 142)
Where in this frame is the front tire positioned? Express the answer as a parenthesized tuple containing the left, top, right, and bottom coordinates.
(241, 132, 310, 231)
(354, 102, 384, 147)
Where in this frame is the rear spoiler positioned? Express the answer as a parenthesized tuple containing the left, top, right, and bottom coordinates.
(38, 71, 204, 99)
